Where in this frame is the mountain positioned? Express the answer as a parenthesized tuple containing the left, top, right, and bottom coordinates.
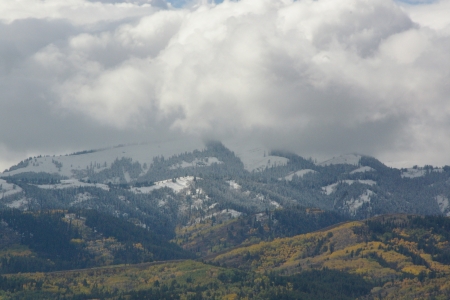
(1, 140, 450, 227)
(1, 138, 450, 298)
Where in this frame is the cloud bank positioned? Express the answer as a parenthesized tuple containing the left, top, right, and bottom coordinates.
(1, 0, 450, 169)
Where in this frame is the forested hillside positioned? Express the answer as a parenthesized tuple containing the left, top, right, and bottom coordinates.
(0, 209, 191, 274)
(1, 214, 450, 299)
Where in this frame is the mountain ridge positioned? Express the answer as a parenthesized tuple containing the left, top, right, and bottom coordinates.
(1, 140, 450, 226)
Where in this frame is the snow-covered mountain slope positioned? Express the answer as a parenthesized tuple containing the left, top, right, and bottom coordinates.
(282, 169, 317, 181)
(169, 157, 222, 169)
(222, 140, 289, 172)
(345, 190, 375, 216)
(0, 179, 22, 199)
(350, 166, 375, 174)
(2, 139, 450, 223)
(2, 138, 205, 178)
(436, 195, 450, 216)
(36, 179, 110, 191)
(227, 180, 241, 190)
(318, 154, 361, 166)
(322, 180, 376, 195)
(2, 139, 291, 178)
(131, 176, 196, 194)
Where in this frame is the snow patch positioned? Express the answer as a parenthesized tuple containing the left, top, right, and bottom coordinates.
(170, 157, 222, 169)
(223, 141, 288, 172)
(70, 192, 93, 206)
(191, 197, 204, 210)
(36, 179, 109, 191)
(256, 194, 265, 201)
(123, 171, 131, 183)
(6, 198, 28, 209)
(131, 176, 195, 194)
(256, 212, 268, 222)
(345, 190, 374, 215)
(0, 179, 22, 199)
(350, 166, 375, 174)
(227, 180, 241, 190)
(270, 201, 282, 208)
(130, 185, 160, 194)
(194, 209, 242, 224)
(322, 180, 376, 195)
(282, 169, 317, 181)
(436, 195, 450, 216)
(223, 209, 242, 218)
(319, 154, 361, 166)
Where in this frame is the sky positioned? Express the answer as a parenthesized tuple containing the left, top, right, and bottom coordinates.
(1, 0, 450, 170)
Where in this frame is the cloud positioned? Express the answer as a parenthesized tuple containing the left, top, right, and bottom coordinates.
(1, 0, 450, 169)
(400, 0, 450, 30)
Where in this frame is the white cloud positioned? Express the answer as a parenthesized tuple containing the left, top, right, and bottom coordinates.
(0, 0, 157, 25)
(1, 0, 450, 169)
(400, 0, 450, 30)
(379, 29, 430, 64)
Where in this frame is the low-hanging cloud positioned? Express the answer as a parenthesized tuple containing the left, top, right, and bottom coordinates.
(1, 0, 450, 169)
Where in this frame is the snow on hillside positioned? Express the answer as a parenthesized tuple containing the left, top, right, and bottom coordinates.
(223, 141, 289, 172)
(318, 154, 361, 166)
(350, 166, 375, 174)
(436, 195, 450, 216)
(401, 168, 443, 178)
(0, 179, 22, 199)
(345, 190, 374, 215)
(270, 200, 282, 208)
(194, 209, 242, 224)
(282, 169, 317, 181)
(227, 180, 241, 190)
(2, 138, 293, 180)
(169, 157, 222, 169)
(131, 176, 195, 194)
(37, 179, 110, 191)
(1, 138, 293, 178)
(71, 192, 94, 206)
(322, 180, 376, 195)
(6, 198, 28, 209)
(1, 138, 205, 178)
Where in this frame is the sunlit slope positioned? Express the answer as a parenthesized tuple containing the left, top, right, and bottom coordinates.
(0, 259, 377, 300)
(174, 207, 348, 257)
(212, 214, 450, 282)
